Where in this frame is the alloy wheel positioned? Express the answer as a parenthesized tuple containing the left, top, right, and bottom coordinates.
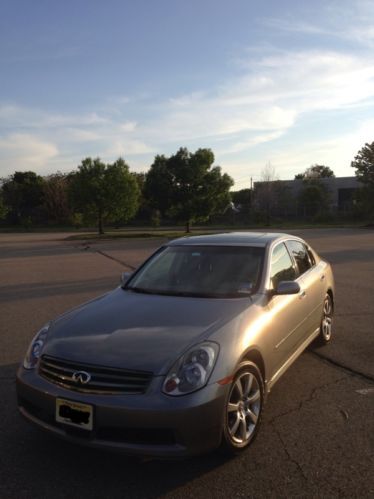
(321, 295, 333, 341)
(226, 371, 261, 445)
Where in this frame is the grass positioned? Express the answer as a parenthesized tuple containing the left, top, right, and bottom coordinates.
(63, 221, 371, 241)
(1, 220, 370, 240)
(64, 230, 216, 241)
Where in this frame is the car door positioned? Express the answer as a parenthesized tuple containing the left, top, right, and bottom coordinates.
(266, 242, 311, 379)
(285, 239, 324, 338)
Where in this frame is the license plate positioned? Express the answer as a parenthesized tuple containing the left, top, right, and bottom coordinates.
(56, 398, 93, 431)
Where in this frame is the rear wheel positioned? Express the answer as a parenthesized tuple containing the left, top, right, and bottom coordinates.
(315, 293, 333, 346)
(221, 362, 264, 454)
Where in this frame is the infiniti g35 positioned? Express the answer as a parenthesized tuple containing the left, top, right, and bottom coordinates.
(16, 232, 334, 456)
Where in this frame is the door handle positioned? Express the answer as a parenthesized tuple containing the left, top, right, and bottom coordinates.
(320, 274, 325, 281)
(299, 290, 306, 299)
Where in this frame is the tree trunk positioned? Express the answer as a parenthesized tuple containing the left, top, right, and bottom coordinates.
(98, 209, 104, 235)
(186, 220, 191, 233)
(266, 205, 270, 226)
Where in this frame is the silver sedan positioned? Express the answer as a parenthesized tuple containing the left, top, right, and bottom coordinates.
(16, 232, 334, 457)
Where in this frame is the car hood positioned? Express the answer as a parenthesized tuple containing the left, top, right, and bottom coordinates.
(43, 287, 250, 375)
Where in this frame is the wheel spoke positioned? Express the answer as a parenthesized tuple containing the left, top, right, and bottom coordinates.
(247, 389, 261, 404)
(235, 379, 243, 398)
(239, 418, 247, 441)
(246, 408, 258, 425)
(229, 413, 240, 436)
(323, 316, 332, 332)
(324, 299, 331, 315)
(242, 373, 253, 396)
(227, 402, 239, 413)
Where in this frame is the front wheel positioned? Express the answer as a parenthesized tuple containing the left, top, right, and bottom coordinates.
(221, 362, 264, 455)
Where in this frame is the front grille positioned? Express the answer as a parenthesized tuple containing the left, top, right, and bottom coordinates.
(39, 355, 153, 394)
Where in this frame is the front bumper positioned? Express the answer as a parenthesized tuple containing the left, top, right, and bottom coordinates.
(16, 366, 227, 457)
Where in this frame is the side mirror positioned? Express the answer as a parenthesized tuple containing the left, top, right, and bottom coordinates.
(274, 281, 300, 296)
(120, 271, 133, 286)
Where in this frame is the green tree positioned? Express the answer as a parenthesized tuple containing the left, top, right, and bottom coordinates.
(145, 147, 233, 232)
(351, 141, 374, 221)
(294, 165, 334, 220)
(69, 157, 140, 234)
(253, 163, 279, 225)
(131, 171, 152, 223)
(144, 155, 173, 216)
(298, 180, 331, 219)
(295, 164, 335, 180)
(2, 171, 45, 225)
(0, 191, 8, 221)
(351, 142, 374, 187)
(43, 173, 71, 224)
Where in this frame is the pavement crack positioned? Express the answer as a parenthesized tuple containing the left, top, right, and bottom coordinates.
(96, 250, 136, 270)
(270, 423, 308, 482)
(268, 374, 350, 484)
(267, 376, 347, 425)
(296, 376, 347, 411)
(310, 351, 374, 382)
(74, 242, 137, 270)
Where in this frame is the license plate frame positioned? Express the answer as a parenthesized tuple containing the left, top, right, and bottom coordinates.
(56, 398, 94, 431)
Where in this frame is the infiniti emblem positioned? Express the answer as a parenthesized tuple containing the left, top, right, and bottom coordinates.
(72, 370, 91, 385)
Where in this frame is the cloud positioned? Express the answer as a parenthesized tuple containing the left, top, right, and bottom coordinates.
(64, 128, 101, 142)
(0, 105, 108, 130)
(139, 49, 374, 158)
(261, 0, 374, 47)
(0, 104, 154, 175)
(2, 43, 374, 178)
(105, 139, 154, 157)
(273, 119, 374, 177)
(0, 134, 58, 177)
(119, 121, 137, 133)
(226, 119, 374, 187)
(2, 11, 374, 182)
(218, 130, 285, 155)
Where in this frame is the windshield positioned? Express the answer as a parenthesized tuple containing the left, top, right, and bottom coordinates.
(126, 245, 264, 298)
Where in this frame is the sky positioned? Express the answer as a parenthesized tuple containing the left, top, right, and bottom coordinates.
(1, 0, 374, 188)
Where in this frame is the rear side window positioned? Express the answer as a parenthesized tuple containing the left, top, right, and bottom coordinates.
(287, 240, 313, 276)
(270, 243, 297, 289)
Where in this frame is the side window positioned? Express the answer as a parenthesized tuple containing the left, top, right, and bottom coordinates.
(287, 240, 313, 276)
(307, 248, 316, 266)
(270, 243, 297, 289)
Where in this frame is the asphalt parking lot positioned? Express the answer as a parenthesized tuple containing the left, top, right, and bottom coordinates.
(1, 228, 373, 498)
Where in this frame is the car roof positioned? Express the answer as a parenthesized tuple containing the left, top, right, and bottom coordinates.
(168, 231, 296, 248)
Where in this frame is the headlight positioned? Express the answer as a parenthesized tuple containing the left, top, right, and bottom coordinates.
(162, 342, 219, 396)
(23, 323, 50, 369)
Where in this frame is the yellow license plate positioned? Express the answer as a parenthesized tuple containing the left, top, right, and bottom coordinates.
(56, 398, 93, 431)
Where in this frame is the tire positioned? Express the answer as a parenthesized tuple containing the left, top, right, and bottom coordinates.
(221, 361, 264, 455)
(314, 293, 334, 346)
